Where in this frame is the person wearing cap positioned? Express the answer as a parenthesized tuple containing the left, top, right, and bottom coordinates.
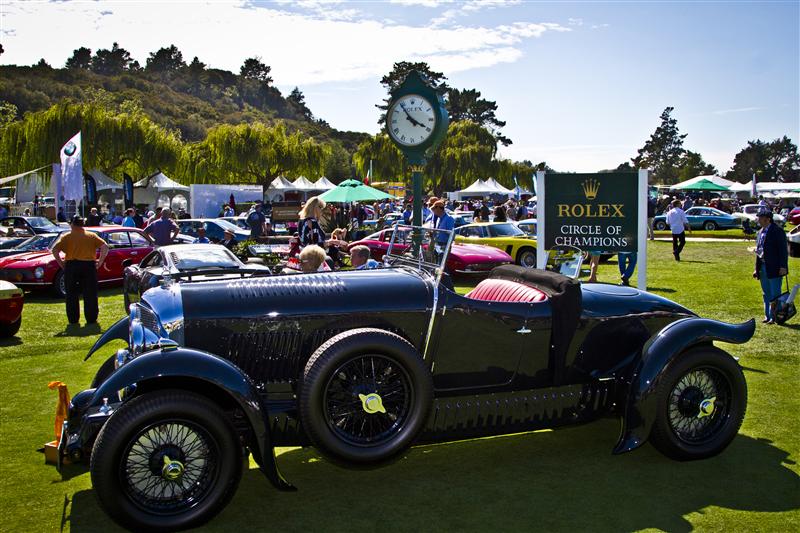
(51, 215, 109, 325)
(753, 209, 788, 324)
(144, 207, 179, 247)
(221, 228, 237, 250)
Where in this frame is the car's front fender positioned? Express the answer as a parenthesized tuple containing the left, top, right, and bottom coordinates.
(613, 317, 755, 454)
(89, 347, 294, 491)
(84, 315, 129, 360)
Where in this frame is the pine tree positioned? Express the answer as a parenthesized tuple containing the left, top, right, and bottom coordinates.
(632, 107, 687, 184)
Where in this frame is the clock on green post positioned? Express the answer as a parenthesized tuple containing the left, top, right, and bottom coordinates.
(385, 71, 449, 227)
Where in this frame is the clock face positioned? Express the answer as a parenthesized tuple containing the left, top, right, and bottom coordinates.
(387, 94, 436, 147)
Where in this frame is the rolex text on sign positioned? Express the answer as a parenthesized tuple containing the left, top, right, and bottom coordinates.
(544, 172, 638, 253)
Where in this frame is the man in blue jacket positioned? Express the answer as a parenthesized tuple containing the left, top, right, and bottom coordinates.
(753, 209, 788, 324)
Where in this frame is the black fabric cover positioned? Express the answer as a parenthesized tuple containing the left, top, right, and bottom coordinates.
(489, 265, 582, 384)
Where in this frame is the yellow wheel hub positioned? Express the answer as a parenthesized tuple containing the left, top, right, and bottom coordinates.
(697, 397, 716, 419)
(359, 393, 386, 414)
(161, 455, 185, 481)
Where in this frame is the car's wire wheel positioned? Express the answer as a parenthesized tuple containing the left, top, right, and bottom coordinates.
(649, 347, 746, 461)
(300, 328, 433, 465)
(121, 420, 219, 516)
(91, 390, 242, 531)
(323, 354, 412, 447)
(667, 367, 731, 444)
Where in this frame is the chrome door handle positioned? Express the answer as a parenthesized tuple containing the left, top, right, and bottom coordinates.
(130, 252, 138, 256)
(516, 327, 531, 334)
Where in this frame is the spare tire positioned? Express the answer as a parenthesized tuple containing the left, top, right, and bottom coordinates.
(300, 328, 433, 464)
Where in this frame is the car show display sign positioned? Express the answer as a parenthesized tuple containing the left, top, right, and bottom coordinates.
(543, 172, 639, 252)
(536, 169, 649, 288)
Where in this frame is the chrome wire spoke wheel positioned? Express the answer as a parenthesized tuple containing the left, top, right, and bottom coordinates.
(667, 367, 731, 444)
(120, 420, 220, 516)
(324, 354, 412, 447)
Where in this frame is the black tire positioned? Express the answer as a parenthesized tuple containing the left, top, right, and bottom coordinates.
(649, 347, 746, 461)
(654, 220, 667, 231)
(703, 221, 718, 231)
(0, 316, 21, 338)
(516, 247, 537, 269)
(52, 270, 66, 298)
(90, 354, 117, 389)
(90, 390, 242, 532)
(300, 328, 433, 465)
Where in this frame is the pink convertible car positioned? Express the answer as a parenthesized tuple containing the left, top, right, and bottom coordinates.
(350, 228, 513, 275)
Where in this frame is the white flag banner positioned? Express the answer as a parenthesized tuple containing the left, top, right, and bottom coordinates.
(750, 173, 757, 198)
(60, 131, 83, 201)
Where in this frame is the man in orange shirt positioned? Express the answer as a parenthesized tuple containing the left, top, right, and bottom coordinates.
(52, 215, 109, 325)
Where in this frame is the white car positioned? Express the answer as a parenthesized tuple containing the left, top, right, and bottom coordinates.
(736, 204, 786, 227)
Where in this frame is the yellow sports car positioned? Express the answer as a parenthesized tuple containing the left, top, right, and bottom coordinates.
(454, 222, 537, 268)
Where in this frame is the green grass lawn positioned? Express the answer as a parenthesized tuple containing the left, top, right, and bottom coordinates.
(1, 240, 798, 532)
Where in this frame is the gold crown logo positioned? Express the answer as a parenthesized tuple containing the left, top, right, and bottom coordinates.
(582, 178, 600, 200)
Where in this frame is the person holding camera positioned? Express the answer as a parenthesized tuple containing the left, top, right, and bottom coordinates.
(753, 209, 788, 324)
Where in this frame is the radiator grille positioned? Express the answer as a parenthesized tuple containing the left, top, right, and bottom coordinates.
(139, 306, 160, 334)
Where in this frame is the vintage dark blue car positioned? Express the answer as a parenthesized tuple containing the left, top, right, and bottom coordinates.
(59, 226, 753, 531)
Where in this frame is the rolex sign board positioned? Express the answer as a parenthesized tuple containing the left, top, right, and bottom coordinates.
(543, 172, 638, 253)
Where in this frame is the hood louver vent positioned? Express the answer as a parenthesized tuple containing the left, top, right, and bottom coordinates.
(225, 274, 348, 299)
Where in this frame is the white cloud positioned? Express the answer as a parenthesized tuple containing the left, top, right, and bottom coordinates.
(712, 107, 764, 115)
(1, 1, 569, 86)
(389, 0, 452, 6)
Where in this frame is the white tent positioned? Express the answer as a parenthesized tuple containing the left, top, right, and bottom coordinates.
(87, 169, 122, 191)
(313, 176, 336, 190)
(454, 179, 498, 199)
(510, 185, 533, 197)
(292, 176, 318, 191)
(134, 171, 189, 191)
(729, 181, 800, 193)
(268, 176, 295, 190)
(485, 177, 513, 194)
(133, 171, 189, 210)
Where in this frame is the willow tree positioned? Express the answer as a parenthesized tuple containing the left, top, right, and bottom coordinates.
(425, 120, 497, 194)
(178, 122, 328, 187)
(0, 101, 182, 178)
(353, 133, 404, 182)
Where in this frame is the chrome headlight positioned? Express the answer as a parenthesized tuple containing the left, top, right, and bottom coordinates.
(34, 267, 45, 279)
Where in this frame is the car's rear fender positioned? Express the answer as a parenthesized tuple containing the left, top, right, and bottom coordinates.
(88, 347, 295, 492)
(613, 317, 755, 454)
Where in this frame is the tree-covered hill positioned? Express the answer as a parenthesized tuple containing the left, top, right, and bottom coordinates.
(0, 45, 367, 179)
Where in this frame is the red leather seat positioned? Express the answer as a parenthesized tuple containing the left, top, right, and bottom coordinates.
(466, 278, 548, 303)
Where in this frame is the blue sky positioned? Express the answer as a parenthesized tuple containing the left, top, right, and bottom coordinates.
(1, 1, 798, 173)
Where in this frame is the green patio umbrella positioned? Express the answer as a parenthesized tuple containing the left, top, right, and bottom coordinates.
(319, 180, 393, 203)
(671, 178, 730, 191)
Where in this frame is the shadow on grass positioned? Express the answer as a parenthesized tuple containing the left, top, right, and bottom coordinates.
(65, 422, 800, 532)
(53, 323, 102, 338)
(647, 286, 677, 293)
(0, 336, 22, 347)
(740, 365, 769, 374)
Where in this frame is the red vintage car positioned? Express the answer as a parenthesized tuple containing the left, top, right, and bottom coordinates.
(0, 226, 153, 297)
(349, 228, 513, 275)
(0, 280, 23, 337)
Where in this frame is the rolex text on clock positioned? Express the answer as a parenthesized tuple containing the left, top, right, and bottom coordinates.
(387, 94, 436, 147)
